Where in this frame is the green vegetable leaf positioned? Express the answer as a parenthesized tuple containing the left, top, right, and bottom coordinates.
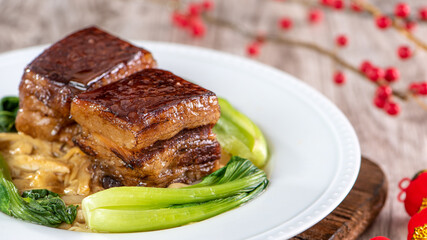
(213, 98, 269, 168)
(0, 153, 77, 227)
(0, 96, 19, 133)
(0, 183, 10, 214)
(82, 156, 268, 232)
(21, 189, 60, 199)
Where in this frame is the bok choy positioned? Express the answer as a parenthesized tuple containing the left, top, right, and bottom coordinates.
(0, 153, 77, 227)
(213, 97, 268, 168)
(82, 156, 268, 232)
(0, 96, 19, 133)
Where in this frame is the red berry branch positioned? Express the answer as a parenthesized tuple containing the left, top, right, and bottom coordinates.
(166, 0, 427, 116)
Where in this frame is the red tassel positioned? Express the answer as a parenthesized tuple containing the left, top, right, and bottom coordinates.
(398, 177, 411, 202)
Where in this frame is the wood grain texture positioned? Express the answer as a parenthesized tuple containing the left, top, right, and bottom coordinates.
(292, 157, 387, 240)
(1, 0, 426, 239)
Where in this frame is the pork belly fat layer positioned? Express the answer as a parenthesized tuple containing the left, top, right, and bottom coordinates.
(16, 26, 156, 142)
(75, 125, 221, 187)
(71, 69, 221, 150)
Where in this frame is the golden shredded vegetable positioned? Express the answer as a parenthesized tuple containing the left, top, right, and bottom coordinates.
(0, 132, 93, 231)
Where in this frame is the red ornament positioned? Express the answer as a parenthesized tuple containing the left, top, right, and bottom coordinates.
(376, 15, 392, 29)
(247, 42, 261, 57)
(384, 67, 400, 82)
(407, 208, 427, 240)
(335, 34, 348, 47)
(419, 7, 427, 20)
(333, 71, 346, 85)
(395, 2, 411, 18)
(370, 237, 390, 240)
(278, 17, 293, 30)
(384, 101, 400, 116)
(398, 45, 413, 60)
(398, 172, 427, 217)
(308, 9, 323, 24)
(376, 85, 392, 100)
(332, 0, 344, 10)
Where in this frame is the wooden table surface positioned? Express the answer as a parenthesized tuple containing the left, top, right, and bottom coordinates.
(1, 0, 426, 239)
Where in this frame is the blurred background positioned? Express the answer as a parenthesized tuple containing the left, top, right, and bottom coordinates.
(2, 0, 427, 239)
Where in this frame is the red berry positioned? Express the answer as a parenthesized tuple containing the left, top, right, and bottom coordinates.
(190, 19, 206, 37)
(375, 85, 392, 99)
(384, 101, 400, 116)
(397, 45, 413, 59)
(360, 60, 372, 74)
(405, 20, 417, 32)
(367, 67, 384, 82)
(335, 34, 348, 47)
(376, 15, 392, 29)
(171, 12, 189, 28)
(395, 2, 411, 18)
(419, 82, 427, 95)
(409, 82, 420, 93)
(419, 7, 427, 20)
(408, 82, 427, 95)
(278, 17, 293, 30)
(308, 9, 323, 24)
(188, 3, 202, 16)
(384, 67, 400, 82)
(247, 42, 260, 57)
(202, 0, 214, 11)
(333, 0, 344, 10)
(373, 97, 387, 109)
(333, 71, 346, 85)
(319, 0, 333, 6)
(351, 2, 362, 12)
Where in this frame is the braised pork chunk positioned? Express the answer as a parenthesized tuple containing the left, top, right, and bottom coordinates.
(16, 26, 156, 143)
(71, 69, 221, 187)
(71, 69, 220, 151)
(76, 125, 220, 188)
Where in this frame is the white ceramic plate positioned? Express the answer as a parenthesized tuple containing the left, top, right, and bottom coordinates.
(0, 41, 360, 240)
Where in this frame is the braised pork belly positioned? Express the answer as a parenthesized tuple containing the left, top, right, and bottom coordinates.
(71, 69, 221, 188)
(16, 27, 156, 143)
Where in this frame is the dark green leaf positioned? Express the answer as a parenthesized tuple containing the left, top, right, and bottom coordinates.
(0, 183, 10, 214)
(0, 96, 19, 113)
(0, 96, 19, 133)
(22, 189, 60, 199)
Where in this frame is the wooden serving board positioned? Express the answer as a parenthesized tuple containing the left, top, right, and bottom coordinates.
(291, 157, 387, 240)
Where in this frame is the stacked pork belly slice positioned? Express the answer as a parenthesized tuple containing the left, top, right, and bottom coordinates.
(71, 69, 221, 188)
(16, 27, 156, 143)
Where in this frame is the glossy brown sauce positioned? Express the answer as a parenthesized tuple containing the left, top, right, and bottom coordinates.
(75, 69, 216, 124)
(26, 27, 151, 89)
